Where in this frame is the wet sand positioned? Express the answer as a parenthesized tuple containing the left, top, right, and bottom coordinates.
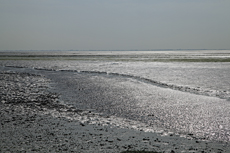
(1, 71, 230, 153)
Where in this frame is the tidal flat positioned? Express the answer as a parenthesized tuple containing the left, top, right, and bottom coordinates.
(1, 50, 230, 152)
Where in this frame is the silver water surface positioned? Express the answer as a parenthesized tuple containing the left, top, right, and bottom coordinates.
(1, 50, 230, 142)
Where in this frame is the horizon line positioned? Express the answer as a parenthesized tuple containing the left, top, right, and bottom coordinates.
(1, 49, 230, 52)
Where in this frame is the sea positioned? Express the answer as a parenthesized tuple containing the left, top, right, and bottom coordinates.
(1, 50, 230, 142)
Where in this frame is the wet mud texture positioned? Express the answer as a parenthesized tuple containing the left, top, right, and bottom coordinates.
(1, 71, 230, 153)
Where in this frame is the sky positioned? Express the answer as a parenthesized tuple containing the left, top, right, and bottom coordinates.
(0, 0, 230, 50)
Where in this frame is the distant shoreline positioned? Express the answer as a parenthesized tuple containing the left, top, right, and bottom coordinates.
(1, 49, 229, 52)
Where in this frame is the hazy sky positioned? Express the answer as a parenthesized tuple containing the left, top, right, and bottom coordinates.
(1, 0, 230, 50)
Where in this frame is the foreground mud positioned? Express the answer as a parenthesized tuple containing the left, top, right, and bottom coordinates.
(1, 71, 230, 153)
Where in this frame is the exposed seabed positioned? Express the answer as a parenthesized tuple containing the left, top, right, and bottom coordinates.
(1, 50, 230, 152)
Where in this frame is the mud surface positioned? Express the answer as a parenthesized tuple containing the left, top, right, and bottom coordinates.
(1, 71, 230, 153)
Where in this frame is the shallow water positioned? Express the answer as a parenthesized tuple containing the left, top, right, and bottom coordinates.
(1, 50, 230, 142)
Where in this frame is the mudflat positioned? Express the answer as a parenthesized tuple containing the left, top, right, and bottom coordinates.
(1, 71, 229, 153)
